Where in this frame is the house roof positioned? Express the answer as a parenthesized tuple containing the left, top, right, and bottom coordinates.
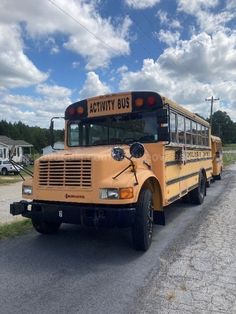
(0, 135, 33, 147)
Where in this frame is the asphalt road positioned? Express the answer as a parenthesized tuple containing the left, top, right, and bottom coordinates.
(0, 169, 231, 314)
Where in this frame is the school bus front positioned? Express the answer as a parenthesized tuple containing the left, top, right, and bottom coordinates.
(10, 91, 212, 251)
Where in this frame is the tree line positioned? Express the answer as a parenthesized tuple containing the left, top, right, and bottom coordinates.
(0, 110, 235, 152)
(0, 120, 64, 153)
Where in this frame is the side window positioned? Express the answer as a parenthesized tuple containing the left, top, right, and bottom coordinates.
(192, 122, 197, 145)
(186, 119, 192, 144)
(202, 126, 209, 146)
(178, 115, 185, 144)
(170, 112, 177, 143)
(197, 124, 202, 146)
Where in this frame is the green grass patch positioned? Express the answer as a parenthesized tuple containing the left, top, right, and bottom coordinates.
(223, 143, 236, 151)
(0, 219, 32, 240)
(0, 176, 22, 185)
(0, 165, 34, 185)
(223, 152, 236, 166)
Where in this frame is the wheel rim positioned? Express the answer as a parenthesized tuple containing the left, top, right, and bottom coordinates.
(147, 200, 154, 239)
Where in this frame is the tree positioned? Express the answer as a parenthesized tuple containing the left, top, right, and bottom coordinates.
(211, 110, 236, 144)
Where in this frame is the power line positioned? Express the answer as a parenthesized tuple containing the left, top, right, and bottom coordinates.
(48, 0, 156, 63)
(47, 0, 122, 54)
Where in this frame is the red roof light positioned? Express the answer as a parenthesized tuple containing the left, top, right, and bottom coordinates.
(147, 96, 156, 106)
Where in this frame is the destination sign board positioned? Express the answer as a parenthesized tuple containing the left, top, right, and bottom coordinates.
(87, 93, 132, 117)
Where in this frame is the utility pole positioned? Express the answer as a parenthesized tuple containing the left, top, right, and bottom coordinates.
(205, 96, 220, 128)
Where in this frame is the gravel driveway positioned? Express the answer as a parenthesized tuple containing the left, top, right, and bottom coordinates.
(0, 181, 24, 224)
(133, 164, 236, 314)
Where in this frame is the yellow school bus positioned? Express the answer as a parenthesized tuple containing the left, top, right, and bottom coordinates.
(10, 91, 212, 251)
(211, 135, 223, 180)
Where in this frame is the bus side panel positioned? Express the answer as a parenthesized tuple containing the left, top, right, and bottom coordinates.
(164, 146, 212, 206)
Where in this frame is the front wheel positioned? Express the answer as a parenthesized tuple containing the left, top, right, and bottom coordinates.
(1, 168, 8, 176)
(132, 189, 154, 251)
(31, 205, 61, 234)
(32, 220, 61, 234)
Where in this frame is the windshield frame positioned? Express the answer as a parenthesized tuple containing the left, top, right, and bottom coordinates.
(67, 111, 159, 147)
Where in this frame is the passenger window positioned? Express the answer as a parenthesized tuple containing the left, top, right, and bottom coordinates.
(186, 119, 192, 144)
(170, 112, 177, 143)
(197, 124, 202, 146)
(178, 115, 185, 144)
(192, 122, 197, 145)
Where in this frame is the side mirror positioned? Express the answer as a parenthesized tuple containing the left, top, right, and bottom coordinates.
(216, 151, 220, 158)
(130, 142, 144, 158)
(111, 147, 125, 161)
(49, 117, 65, 150)
(50, 119, 55, 149)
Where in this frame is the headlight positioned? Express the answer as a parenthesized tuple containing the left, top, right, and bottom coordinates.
(22, 185, 33, 195)
(100, 187, 133, 200)
(100, 188, 119, 199)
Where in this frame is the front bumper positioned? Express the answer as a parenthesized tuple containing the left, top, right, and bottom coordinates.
(10, 200, 136, 227)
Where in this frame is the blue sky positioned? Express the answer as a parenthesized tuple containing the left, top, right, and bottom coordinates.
(0, 0, 236, 127)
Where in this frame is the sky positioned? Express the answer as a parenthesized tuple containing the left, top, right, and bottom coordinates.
(0, 0, 236, 127)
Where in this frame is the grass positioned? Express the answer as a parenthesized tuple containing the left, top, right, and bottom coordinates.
(0, 165, 34, 185)
(223, 143, 236, 151)
(0, 175, 22, 185)
(0, 219, 32, 240)
(223, 152, 236, 166)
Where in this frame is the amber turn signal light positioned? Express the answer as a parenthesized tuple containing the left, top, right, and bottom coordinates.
(119, 187, 134, 199)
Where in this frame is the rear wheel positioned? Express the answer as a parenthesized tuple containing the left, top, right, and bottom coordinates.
(189, 171, 206, 205)
(1, 168, 8, 176)
(132, 189, 154, 251)
(31, 205, 61, 234)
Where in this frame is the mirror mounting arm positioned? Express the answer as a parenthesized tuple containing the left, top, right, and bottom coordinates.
(112, 156, 139, 186)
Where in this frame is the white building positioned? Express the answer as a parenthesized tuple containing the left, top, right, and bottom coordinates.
(42, 142, 64, 155)
(0, 136, 33, 164)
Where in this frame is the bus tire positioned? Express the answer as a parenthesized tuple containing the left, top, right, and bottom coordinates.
(32, 220, 61, 234)
(215, 172, 222, 180)
(31, 205, 61, 234)
(132, 189, 154, 251)
(189, 171, 206, 205)
(1, 168, 8, 176)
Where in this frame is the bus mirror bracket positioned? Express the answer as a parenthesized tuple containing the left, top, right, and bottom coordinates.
(157, 106, 170, 143)
(156, 108, 168, 124)
(50, 116, 65, 150)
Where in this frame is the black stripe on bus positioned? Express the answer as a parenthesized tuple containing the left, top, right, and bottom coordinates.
(205, 167, 212, 172)
(167, 194, 180, 203)
(166, 171, 199, 186)
(167, 183, 199, 203)
(165, 157, 212, 166)
(165, 146, 211, 151)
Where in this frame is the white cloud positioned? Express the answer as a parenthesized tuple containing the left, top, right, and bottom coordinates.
(125, 0, 160, 9)
(0, 83, 73, 126)
(79, 72, 110, 99)
(117, 65, 128, 74)
(156, 29, 180, 46)
(119, 30, 236, 119)
(177, 0, 236, 33)
(156, 10, 182, 29)
(0, 0, 131, 70)
(0, 24, 48, 89)
(36, 84, 72, 98)
(158, 32, 236, 82)
(177, 0, 219, 15)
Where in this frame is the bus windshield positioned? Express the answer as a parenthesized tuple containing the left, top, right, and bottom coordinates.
(68, 111, 158, 147)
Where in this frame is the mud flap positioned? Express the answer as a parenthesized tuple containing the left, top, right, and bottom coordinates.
(154, 211, 165, 225)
